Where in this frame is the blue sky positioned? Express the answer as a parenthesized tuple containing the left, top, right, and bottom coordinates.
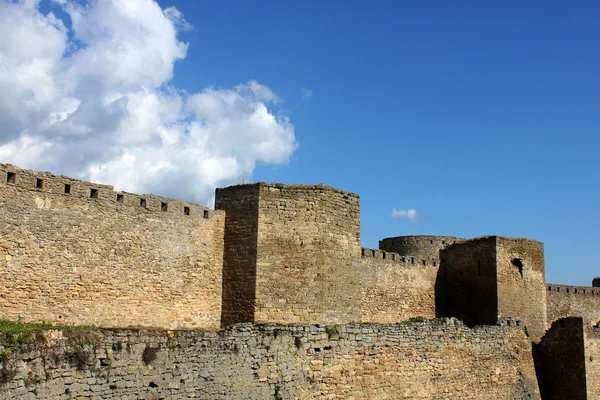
(2, 0, 599, 286)
(160, 0, 600, 286)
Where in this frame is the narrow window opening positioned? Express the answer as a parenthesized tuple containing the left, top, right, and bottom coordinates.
(371, 250, 376, 256)
(430, 240, 433, 244)
(574, 288, 578, 294)
(116, 194, 124, 203)
(64, 184, 71, 194)
(140, 198, 146, 208)
(203, 210, 209, 219)
(382, 252, 387, 259)
(422, 259, 426, 266)
(411, 257, 414, 264)
(557, 287, 560, 293)
(433, 261, 437, 267)
(567, 288, 570, 293)
(403, 240, 406, 244)
(512, 258, 524, 278)
(184, 206, 190, 216)
(442, 240, 446, 245)
(6, 172, 15, 184)
(161, 202, 168, 212)
(547, 286, 551, 291)
(90, 188, 98, 199)
(35, 178, 43, 189)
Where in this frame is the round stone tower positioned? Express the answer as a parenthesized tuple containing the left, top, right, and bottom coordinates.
(378, 235, 462, 265)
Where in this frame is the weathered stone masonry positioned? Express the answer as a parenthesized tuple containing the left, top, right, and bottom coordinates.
(2, 163, 600, 398)
(0, 164, 224, 330)
(0, 320, 539, 400)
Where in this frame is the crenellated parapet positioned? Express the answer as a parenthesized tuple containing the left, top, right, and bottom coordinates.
(0, 164, 216, 219)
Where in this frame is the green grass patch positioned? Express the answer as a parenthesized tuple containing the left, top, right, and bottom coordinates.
(0, 319, 95, 332)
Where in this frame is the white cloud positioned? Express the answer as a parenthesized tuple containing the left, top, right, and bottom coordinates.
(0, 0, 297, 206)
(391, 208, 418, 222)
(301, 87, 313, 101)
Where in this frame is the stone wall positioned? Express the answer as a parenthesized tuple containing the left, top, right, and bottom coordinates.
(0, 320, 540, 399)
(537, 318, 587, 400)
(214, 184, 260, 327)
(358, 248, 437, 323)
(546, 284, 600, 327)
(216, 183, 362, 325)
(585, 326, 600, 400)
(0, 164, 225, 330)
(439, 237, 498, 326)
(260, 183, 361, 324)
(496, 237, 547, 342)
(378, 235, 462, 266)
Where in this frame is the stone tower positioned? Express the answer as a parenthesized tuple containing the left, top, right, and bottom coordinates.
(215, 183, 361, 327)
(440, 236, 547, 341)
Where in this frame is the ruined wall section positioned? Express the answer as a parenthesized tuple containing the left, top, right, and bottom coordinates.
(0, 164, 224, 330)
(214, 184, 260, 327)
(254, 184, 362, 324)
(439, 237, 498, 326)
(537, 318, 587, 400)
(496, 237, 547, 341)
(378, 235, 462, 266)
(359, 248, 437, 323)
(546, 284, 600, 328)
(0, 320, 540, 399)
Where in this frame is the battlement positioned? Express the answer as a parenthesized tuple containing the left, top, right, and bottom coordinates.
(361, 247, 440, 267)
(547, 284, 600, 296)
(0, 163, 217, 219)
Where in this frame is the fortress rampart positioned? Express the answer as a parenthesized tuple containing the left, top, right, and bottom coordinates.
(359, 247, 438, 322)
(546, 284, 600, 330)
(0, 319, 539, 400)
(0, 163, 599, 399)
(0, 164, 224, 330)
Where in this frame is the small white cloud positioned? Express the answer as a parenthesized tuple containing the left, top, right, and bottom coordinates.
(301, 87, 313, 101)
(391, 208, 418, 222)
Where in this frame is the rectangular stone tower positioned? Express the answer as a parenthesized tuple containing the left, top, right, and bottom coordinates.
(440, 236, 547, 341)
(215, 183, 362, 327)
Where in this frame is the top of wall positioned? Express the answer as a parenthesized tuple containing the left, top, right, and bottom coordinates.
(547, 284, 600, 297)
(216, 182, 360, 199)
(361, 247, 441, 267)
(0, 163, 220, 220)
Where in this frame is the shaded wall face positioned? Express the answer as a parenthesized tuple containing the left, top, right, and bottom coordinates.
(496, 238, 547, 341)
(547, 285, 600, 328)
(0, 165, 224, 330)
(255, 184, 362, 324)
(214, 184, 260, 327)
(537, 318, 587, 400)
(439, 238, 498, 326)
(359, 248, 437, 323)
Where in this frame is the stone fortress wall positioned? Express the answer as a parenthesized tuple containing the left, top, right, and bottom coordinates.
(1, 163, 599, 399)
(0, 164, 225, 330)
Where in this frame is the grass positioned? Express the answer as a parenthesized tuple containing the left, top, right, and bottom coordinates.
(0, 319, 95, 332)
